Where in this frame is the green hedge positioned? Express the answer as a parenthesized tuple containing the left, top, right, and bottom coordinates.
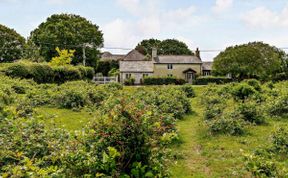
(4, 62, 94, 83)
(193, 76, 232, 85)
(143, 76, 186, 85)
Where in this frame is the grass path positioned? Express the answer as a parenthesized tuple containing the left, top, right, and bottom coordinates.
(169, 88, 211, 177)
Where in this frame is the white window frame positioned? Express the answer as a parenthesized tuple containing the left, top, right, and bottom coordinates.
(167, 64, 173, 70)
(125, 73, 131, 79)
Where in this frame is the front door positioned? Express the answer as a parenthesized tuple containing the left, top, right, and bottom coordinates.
(186, 72, 194, 84)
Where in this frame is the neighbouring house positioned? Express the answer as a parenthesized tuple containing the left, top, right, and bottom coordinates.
(202, 62, 213, 76)
(100, 52, 125, 62)
(106, 48, 213, 84)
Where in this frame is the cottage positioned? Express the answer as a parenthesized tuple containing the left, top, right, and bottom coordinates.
(105, 48, 213, 84)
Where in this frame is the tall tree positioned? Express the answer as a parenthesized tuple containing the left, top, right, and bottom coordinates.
(135, 39, 161, 55)
(29, 14, 103, 67)
(160, 39, 193, 55)
(136, 38, 193, 56)
(0, 24, 25, 62)
(213, 42, 286, 80)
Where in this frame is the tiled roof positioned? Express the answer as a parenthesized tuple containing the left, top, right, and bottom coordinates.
(155, 55, 202, 64)
(202, 62, 213, 70)
(120, 61, 154, 72)
(100, 52, 125, 61)
(123, 50, 146, 61)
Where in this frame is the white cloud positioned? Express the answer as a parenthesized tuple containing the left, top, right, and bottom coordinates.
(116, 0, 141, 15)
(212, 0, 233, 13)
(242, 6, 288, 28)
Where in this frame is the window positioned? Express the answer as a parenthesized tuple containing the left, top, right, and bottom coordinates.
(168, 74, 173, 77)
(143, 74, 149, 78)
(125, 73, 131, 79)
(167, 64, 173, 70)
(203, 71, 211, 76)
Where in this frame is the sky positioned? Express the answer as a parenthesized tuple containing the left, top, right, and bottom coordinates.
(1, 0, 288, 61)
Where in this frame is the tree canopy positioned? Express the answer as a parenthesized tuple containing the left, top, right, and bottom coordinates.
(136, 38, 193, 56)
(29, 14, 104, 67)
(213, 42, 287, 80)
(0, 24, 25, 62)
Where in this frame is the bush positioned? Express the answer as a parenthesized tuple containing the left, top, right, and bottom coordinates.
(53, 66, 82, 83)
(102, 82, 123, 91)
(207, 113, 247, 136)
(179, 84, 195, 98)
(3, 62, 94, 84)
(231, 83, 257, 100)
(124, 77, 135, 85)
(5, 63, 30, 78)
(268, 94, 288, 117)
(143, 76, 186, 85)
(193, 76, 232, 85)
(29, 63, 54, 83)
(236, 101, 265, 124)
(76, 65, 95, 79)
(272, 72, 288, 82)
(244, 79, 261, 91)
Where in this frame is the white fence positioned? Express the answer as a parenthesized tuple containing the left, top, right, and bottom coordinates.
(93, 76, 118, 84)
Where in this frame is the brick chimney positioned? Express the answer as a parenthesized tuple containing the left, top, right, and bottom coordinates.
(195, 48, 201, 59)
(152, 47, 158, 60)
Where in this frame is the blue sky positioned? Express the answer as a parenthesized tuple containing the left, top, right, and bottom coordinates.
(1, 0, 288, 61)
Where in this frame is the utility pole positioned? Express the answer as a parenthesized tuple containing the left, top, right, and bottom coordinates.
(82, 44, 86, 66)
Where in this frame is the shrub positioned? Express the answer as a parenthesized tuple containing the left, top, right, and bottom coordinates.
(272, 72, 288, 82)
(236, 101, 265, 124)
(143, 76, 186, 85)
(231, 83, 257, 100)
(124, 77, 135, 85)
(5, 63, 30, 78)
(244, 79, 261, 91)
(3, 62, 94, 84)
(102, 82, 123, 91)
(271, 128, 288, 154)
(76, 65, 95, 80)
(268, 94, 288, 117)
(53, 66, 82, 83)
(179, 84, 195, 98)
(207, 113, 247, 136)
(193, 76, 232, 85)
(29, 63, 54, 83)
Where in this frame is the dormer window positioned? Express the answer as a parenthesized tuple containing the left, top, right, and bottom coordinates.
(167, 64, 173, 70)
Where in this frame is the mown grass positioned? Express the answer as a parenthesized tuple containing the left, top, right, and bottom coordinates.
(170, 86, 288, 177)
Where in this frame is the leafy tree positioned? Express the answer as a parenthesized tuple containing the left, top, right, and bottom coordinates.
(136, 38, 193, 55)
(160, 39, 193, 55)
(135, 39, 161, 55)
(50, 47, 75, 66)
(96, 60, 119, 76)
(213, 42, 286, 80)
(0, 24, 25, 62)
(29, 14, 103, 67)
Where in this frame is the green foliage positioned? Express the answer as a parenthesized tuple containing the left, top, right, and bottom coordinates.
(231, 83, 257, 101)
(244, 79, 262, 91)
(207, 113, 247, 136)
(268, 93, 288, 118)
(236, 101, 265, 124)
(193, 76, 232, 85)
(245, 128, 288, 177)
(0, 24, 25, 62)
(4, 62, 94, 83)
(49, 47, 75, 66)
(96, 60, 119, 76)
(179, 84, 195, 98)
(124, 77, 135, 85)
(108, 68, 120, 77)
(143, 76, 186, 85)
(213, 42, 286, 80)
(29, 13, 103, 67)
(136, 38, 193, 55)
